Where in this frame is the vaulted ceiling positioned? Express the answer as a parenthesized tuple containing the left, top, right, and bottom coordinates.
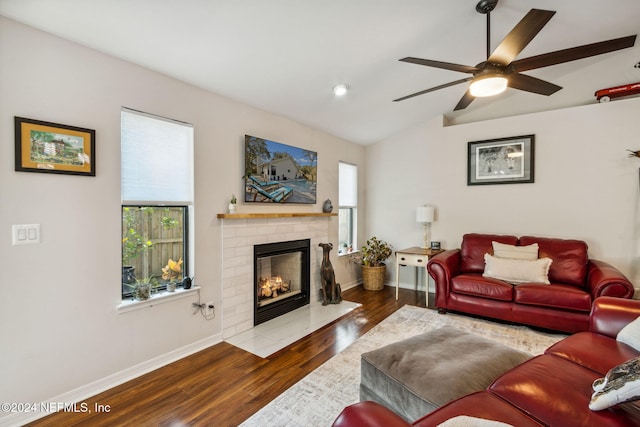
(1, 0, 639, 144)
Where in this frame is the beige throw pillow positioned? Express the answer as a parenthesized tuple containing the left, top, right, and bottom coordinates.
(492, 241, 539, 260)
(483, 253, 552, 284)
(617, 316, 640, 351)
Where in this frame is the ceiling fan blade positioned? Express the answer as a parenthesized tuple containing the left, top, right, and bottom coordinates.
(512, 34, 637, 72)
(399, 57, 477, 74)
(488, 9, 556, 65)
(508, 73, 562, 95)
(393, 77, 473, 102)
(453, 90, 475, 111)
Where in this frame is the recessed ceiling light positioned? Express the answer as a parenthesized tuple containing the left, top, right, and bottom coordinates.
(333, 84, 349, 97)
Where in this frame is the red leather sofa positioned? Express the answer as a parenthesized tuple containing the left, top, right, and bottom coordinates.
(427, 233, 634, 333)
(332, 297, 640, 427)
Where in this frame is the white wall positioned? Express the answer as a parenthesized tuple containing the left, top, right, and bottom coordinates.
(0, 16, 365, 419)
(367, 97, 640, 293)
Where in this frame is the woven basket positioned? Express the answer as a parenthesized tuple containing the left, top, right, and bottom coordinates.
(362, 265, 387, 291)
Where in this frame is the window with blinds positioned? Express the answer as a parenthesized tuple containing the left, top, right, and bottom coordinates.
(120, 108, 193, 299)
(338, 161, 357, 255)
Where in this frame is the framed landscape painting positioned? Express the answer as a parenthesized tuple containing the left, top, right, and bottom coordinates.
(467, 135, 534, 185)
(15, 116, 95, 176)
(244, 135, 317, 204)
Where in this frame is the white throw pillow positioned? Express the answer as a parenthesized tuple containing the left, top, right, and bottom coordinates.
(492, 241, 539, 260)
(590, 356, 640, 411)
(483, 253, 552, 284)
(617, 316, 640, 351)
(437, 416, 513, 427)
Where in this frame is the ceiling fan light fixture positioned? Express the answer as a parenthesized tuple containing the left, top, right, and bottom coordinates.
(469, 74, 508, 97)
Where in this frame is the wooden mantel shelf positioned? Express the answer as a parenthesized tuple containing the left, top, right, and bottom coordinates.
(217, 212, 337, 219)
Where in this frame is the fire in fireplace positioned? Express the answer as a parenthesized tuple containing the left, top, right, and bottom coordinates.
(258, 276, 291, 299)
(254, 239, 310, 325)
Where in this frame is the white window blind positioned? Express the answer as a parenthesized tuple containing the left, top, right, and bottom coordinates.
(339, 162, 357, 207)
(121, 108, 194, 204)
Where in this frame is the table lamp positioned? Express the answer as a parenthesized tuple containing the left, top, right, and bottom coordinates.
(416, 206, 435, 249)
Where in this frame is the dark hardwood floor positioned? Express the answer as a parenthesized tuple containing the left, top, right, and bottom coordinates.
(27, 286, 427, 427)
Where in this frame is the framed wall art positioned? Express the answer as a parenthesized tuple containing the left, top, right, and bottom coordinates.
(244, 134, 317, 204)
(467, 134, 534, 185)
(15, 116, 95, 176)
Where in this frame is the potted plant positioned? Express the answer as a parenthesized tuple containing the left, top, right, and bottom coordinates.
(354, 237, 393, 291)
(228, 194, 237, 213)
(162, 258, 183, 292)
(126, 277, 158, 301)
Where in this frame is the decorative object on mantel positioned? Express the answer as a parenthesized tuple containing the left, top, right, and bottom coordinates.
(322, 199, 333, 213)
(353, 237, 393, 291)
(162, 258, 183, 292)
(416, 205, 435, 249)
(228, 194, 237, 214)
(468, 134, 535, 185)
(319, 243, 341, 305)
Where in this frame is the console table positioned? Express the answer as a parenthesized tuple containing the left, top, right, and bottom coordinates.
(395, 247, 444, 305)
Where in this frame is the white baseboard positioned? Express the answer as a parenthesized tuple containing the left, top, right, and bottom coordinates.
(0, 333, 223, 427)
(340, 279, 362, 290)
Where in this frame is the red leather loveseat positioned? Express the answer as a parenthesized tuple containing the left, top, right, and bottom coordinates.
(332, 297, 640, 427)
(427, 234, 634, 333)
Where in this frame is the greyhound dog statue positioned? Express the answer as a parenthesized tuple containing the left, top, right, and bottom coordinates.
(319, 242, 341, 305)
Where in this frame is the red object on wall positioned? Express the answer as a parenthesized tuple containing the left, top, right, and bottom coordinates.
(594, 82, 640, 102)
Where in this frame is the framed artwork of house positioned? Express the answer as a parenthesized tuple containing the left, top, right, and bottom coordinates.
(244, 134, 317, 204)
(14, 116, 95, 176)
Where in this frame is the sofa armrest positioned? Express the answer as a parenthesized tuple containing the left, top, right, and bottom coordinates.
(427, 249, 461, 309)
(586, 259, 634, 299)
(590, 296, 640, 337)
(332, 401, 411, 427)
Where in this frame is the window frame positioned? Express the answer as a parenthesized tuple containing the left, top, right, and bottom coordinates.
(338, 161, 358, 256)
(120, 108, 194, 303)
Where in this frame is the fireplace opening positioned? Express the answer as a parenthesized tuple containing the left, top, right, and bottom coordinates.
(254, 239, 310, 325)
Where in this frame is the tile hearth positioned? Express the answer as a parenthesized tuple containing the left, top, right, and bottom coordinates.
(225, 300, 360, 358)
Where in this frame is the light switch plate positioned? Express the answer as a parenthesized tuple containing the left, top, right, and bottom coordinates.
(12, 224, 40, 245)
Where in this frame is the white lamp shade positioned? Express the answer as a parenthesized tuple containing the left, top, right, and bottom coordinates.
(416, 206, 435, 223)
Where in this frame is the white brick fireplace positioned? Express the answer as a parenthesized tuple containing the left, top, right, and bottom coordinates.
(219, 214, 333, 339)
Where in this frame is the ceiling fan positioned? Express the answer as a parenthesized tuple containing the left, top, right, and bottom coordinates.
(393, 0, 637, 111)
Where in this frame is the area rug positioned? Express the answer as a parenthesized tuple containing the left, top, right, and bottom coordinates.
(239, 304, 567, 427)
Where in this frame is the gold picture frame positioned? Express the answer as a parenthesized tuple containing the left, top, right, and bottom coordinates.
(15, 116, 95, 176)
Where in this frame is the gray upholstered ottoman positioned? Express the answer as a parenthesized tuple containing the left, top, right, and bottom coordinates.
(360, 325, 531, 421)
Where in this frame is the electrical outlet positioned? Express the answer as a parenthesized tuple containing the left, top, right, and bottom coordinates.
(205, 301, 214, 316)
